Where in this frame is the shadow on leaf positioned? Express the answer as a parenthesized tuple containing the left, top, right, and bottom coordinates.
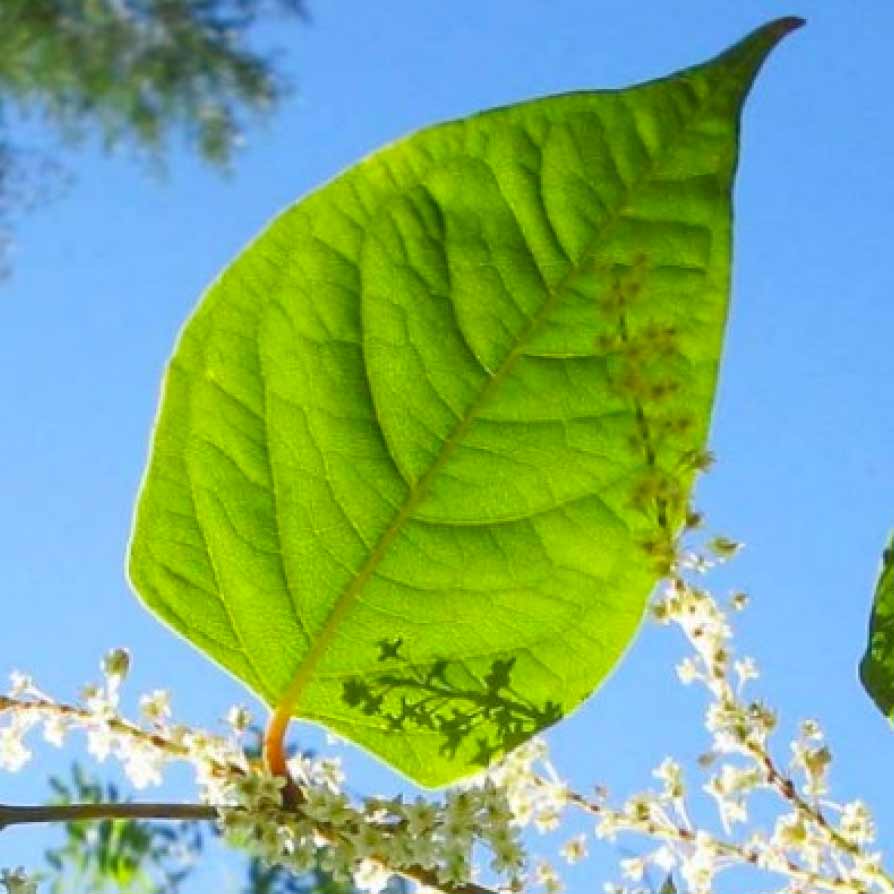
(341, 641, 562, 767)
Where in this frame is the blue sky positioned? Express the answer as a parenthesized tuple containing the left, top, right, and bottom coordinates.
(1, 1, 893, 890)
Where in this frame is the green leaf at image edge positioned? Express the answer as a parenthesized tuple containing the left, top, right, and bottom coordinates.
(860, 534, 894, 720)
(128, 18, 802, 786)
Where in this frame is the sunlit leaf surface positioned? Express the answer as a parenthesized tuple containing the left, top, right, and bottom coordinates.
(129, 19, 799, 785)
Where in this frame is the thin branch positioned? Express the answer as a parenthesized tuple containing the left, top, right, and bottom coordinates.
(748, 744, 861, 859)
(0, 801, 215, 829)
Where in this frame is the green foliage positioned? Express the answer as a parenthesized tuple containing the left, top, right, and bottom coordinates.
(44, 764, 202, 894)
(860, 534, 894, 719)
(129, 19, 797, 786)
(0, 0, 306, 165)
(0, 0, 307, 276)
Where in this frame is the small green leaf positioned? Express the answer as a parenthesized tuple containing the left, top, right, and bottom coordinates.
(860, 534, 894, 720)
(129, 19, 800, 785)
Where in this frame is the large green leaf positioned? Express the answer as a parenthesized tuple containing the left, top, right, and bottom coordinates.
(860, 535, 894, 720)
(129, 19, 800, 785)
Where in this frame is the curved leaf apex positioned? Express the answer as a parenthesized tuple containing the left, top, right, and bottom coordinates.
(764, 16, 807, 37)
(702, 16, 805, 94)
(731, 15, 806, 51)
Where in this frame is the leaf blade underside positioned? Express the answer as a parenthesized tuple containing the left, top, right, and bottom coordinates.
(129, 19, 800, 785)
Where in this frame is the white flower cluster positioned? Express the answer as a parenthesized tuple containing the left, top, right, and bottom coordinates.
(0, 649, 248, 793)
(0, 650, 534, 893)
(1, 563, 892, 894)
(584, 574, 894, 894)
(0, 649, 589, 893)
(215, 769, 529, 892)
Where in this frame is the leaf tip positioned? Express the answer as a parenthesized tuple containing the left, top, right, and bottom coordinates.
(741, 15, 807, 61)
(768, 16, 807, 38)
(746, 16, 806, 65)
(703, 14, 805, 107)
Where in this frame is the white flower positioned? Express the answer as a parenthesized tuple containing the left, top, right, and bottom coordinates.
(508, 793, 534, 826)
(533, 806, 561, 833)
(401, 798, 437, 835)
(8, 672, 35, 699)
(800, 718, 823, 740)
(839, 800, 875, 845)
(704, 763, 761, 831)
(488, 825, 524, 873)
(122, 739, 165, 789)
(438, 851, 471, 887)
(650, 845, 676, 872)
(679, 832, 717, 894)
(403, 833, 438, 867)
(623, 793, 656, 825)
(733, 657, 759, 689)
(559, 834, 588, 865)
(790, 741, 831, 796)
(42, 714, 68, 747)
(0, 725, 31, 772)
(444, 790, 476, 825)
(850, 850, 885, 885)
(352, 859, 391, 894)
(653, 758, 684, 800)
(85, 718, 115, 762)
(620, 856, 646, 881)
(478, 779, 514, 826)
(730, 592, 749, 611)
(232, 771, 286, 810)
(349, 826, 384, 859)
(318, 844, 353, 883)
(594, 812, 618, 841)
(676, 657, 699, 684)
(534, 860, 563, 894)
(315, 757, 345, 791)
(225, 705, 251, 734)
(82, 683, 117, 714)
(284, 839, 318, 874)
(772, 812, 807, 849)
(139, 689, 172, 725)
(302, 788, 352, 825)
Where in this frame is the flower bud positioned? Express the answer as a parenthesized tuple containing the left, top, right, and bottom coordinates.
(101, 648, 131, 681)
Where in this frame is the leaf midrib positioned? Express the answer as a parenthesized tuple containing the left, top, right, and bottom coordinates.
(275, 75, 721, 720)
